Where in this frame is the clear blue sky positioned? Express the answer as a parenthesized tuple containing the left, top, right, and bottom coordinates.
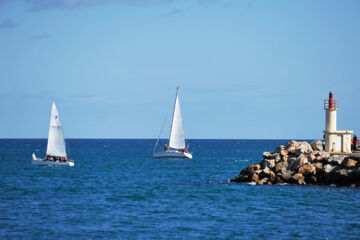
(0, 0, 359, 139)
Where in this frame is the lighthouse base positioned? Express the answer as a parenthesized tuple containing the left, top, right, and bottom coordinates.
(324, 130, 353, 153)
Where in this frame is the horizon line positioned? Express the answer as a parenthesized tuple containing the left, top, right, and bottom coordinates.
(0, 138, 319, 140)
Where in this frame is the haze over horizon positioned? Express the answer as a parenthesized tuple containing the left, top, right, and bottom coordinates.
(1, 0, 359, 139)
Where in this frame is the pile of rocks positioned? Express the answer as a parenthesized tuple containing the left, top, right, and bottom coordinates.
(230, 140, 360, 187)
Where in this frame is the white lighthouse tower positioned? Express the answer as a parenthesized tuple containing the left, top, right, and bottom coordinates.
(323, 92, 353, 153)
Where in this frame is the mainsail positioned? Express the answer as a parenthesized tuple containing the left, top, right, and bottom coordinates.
(46, 102, 67, 157)
(168, 88, 186, 149)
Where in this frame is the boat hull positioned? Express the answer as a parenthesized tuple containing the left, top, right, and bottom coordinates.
(32, 153, 74, 166)
(153, 151, 193, 159)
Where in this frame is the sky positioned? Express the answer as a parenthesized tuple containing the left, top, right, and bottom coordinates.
(0, 0, 359, 139)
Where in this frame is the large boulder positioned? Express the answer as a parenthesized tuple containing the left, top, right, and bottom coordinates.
(275, 160, 288, 172)
(295, 142, 313, 156)
(342, 158, 357, 168)
(274, 145, 288, 157)
(288, 155, 308, 170)
(258, 177, 269, 185)
(287, 146, 297, 156)
(274, 145, 286, 153)
(287, 140, 300, 149)
(292, 173, 305, 185)
(327, 155, 346, 166)
(263, 152, 279, 160)
(323, 164, 337, 174)
(314, 162, 323, 171)
(250, 172, 259, 184)
(298, 164, 316, 175)
(311, 140, 324, 151)
(260, 159, 276, 169)
(279, 169, 294, 181)
(269, 171, 276, 183)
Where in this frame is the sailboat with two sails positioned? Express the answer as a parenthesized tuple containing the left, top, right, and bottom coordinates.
(153, 87, 193, 159)
(32, 101, 74, 166)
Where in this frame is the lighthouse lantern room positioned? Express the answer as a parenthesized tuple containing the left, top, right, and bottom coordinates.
(323, 92, 353, 153)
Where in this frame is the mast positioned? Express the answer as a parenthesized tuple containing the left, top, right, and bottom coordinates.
(168, 87, 179, 148)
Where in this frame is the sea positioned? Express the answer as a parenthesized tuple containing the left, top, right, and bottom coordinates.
(1, 139, 360, 239)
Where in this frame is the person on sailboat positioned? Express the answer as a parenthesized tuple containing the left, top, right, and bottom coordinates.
(164, 144, 168, 151)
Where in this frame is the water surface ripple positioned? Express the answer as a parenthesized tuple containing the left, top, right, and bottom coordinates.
(1, 139, 359, 239)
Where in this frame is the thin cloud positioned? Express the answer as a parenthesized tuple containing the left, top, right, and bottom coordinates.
(248, 0, 256, 8)
(165, 8, 183, 16)
(0, 0, 172, 11)
(0, 18, 17, 30)
(30, 33, 52, 39)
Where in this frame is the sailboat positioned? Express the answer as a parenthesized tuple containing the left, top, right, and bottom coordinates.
(32, 101, 74, 166)
(153, 87, 193, 159)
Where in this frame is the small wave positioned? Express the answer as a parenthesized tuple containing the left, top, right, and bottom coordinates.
(237, 159, 249, 162)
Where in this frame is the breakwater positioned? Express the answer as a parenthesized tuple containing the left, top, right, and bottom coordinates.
(231, 140, 360, 187)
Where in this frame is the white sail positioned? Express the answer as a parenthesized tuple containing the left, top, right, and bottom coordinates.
(46, 102, 67, 157)
(169, 89, 186, 149)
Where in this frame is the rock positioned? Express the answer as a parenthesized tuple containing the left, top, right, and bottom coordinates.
(280, 150, 288, 157)
(310, 176, 317, 183)
(262, 152, 281, 162)
(342, 158, 357, 168)
(258, 177, 269, 185)
(292, 173, 305, 184)
(253, 164, 261, 171)
(316, 155, 325, 162)
(315, 151, 330, 162)
(308, 154, 316, 162)
(323, 164, 336, 173)
(260, 159, 275, 169)
(262, 167, 271, 175)
(263, 152, 273, 159)
(336, 169, 349, 177)
(275, 145, 288, 157)
(275, 160, 288, 172)
(287, 140, 300, 149)
(279, 169, 293, 181)
(311, 140, 324, 151)
(327, 155, 345, 165)
(298, 164, 316, 175)
(295, 142, 313, 156)
(250, 172, 259, 183)
(263, 152, 280, 160)
(287, 146, 297, 156)
(314, 162, 323, 170)
(269, 171, 276, 183)
(275, 176, 284, 184)
(289, 155, 308, 170)
(287, 157, 297, 169)
(274, 145, 286, 153)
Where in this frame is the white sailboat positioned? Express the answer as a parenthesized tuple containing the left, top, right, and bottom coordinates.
(153, 87, 193, 159)
(32, 101, 74, 166)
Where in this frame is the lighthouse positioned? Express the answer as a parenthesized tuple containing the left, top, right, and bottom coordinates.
(323, 92, 353, 153)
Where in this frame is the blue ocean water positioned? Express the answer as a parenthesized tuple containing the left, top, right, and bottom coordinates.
(1, 139, 360, 239)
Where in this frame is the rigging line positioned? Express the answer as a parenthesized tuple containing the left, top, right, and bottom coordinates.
(153, 113, 169, 152)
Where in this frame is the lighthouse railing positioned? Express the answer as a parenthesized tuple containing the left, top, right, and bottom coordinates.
(324, 99, 339, 109)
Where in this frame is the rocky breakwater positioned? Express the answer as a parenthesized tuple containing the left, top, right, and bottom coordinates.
(230, 140, 360, 187)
